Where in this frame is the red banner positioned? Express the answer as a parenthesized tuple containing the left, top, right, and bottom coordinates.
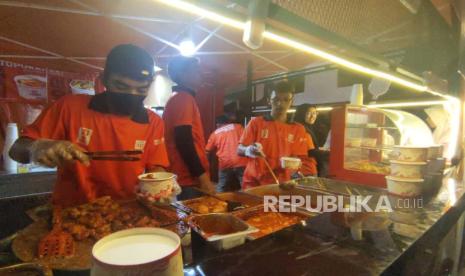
(0, 60, 102, 155)
(0, 60, 100, 104)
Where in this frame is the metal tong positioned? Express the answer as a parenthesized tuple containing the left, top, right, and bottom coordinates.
(261, 156, 280, 185)
(84, 150, 142, 161)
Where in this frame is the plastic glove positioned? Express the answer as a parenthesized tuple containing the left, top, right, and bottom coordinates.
(244, 142, 264, 158)
(30, 139, 89, 167)
(198, 173, 216, 194)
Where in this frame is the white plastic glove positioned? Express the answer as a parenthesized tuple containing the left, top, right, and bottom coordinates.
(30, 139, 89, 167)
(244, 142, 264, 158)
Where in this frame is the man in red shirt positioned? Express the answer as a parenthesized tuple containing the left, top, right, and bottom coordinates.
(206, 115, 247, 192)
(9, 44, 170, 207)
(163, 56, 215, 198)
(238, 81, 314, 189)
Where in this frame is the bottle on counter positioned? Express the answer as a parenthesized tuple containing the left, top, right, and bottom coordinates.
(3, 123, 18, 173)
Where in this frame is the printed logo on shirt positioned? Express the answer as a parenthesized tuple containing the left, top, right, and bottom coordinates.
(154, 137, 164, 146)
(288, 134, 295, 143)
(215, 124, 234, 134)
(261, 129, 269, 139)
(134, 140, 146, 151)
(77, 127, 92, 146)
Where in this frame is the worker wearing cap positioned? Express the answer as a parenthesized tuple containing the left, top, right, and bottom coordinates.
(9, 44, 170, 207)
(238, 81, 314, 189)
(163, 56, 215, 197)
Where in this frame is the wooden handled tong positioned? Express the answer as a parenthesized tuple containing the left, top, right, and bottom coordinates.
(84, 150, 142, 161)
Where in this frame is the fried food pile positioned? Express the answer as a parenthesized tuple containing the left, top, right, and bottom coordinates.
(61, 196, 160, 241)
(345, 160, 390, 175)
(185, 197, 228, 214)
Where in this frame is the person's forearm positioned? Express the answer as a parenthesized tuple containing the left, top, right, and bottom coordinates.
(237, 144, 247, 157)
(9, 137, 35, 164)
(174, 125, 205, 177)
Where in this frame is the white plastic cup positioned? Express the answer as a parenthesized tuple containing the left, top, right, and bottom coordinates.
(3, 123, 18, 172)
(350, 84, 364, 105)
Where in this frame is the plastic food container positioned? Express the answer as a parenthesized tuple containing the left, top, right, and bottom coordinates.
(91, 228, 183, 276)
(390, 160, 426, 179)
(138, 172, 177, 202)
(188, 213, 258, 250)
(280, 157, 302, 170)
(385, 175, 424, 197)
(345, 138, 362, 147)
(392, 146, 429, 162)
(427, 145, 444, 160)
(361, 138, 377, 147)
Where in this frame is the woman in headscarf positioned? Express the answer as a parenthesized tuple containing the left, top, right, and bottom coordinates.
(424, 105, 451, 159)
(293, 104, 330, 176)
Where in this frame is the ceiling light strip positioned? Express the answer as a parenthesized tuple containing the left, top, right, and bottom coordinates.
(157, 0, 428, 93)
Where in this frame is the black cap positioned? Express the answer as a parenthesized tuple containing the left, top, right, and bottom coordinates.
(104, 44, 154, 81)
(167, 56, 199, 84)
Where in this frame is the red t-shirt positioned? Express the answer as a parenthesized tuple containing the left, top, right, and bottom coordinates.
(239, 116, 314, 189)
(22, 94, 169, 207)
(163, 91, 209, 186)
(206, 123, 247, 169)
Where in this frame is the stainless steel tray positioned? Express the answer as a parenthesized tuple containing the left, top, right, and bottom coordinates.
(188, 213, 258, 250)
(232, 204, 318, 240)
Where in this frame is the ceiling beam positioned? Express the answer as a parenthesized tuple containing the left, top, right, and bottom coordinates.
(194, 25, 223, 52)
(0, 50, 293, 60)
(0, 0, 186, 23)
(69, 0, 181, 50)
(156, 16, 205, 55)
(113, 19, 180, 50)
(2, 0, 288, 71)
(194, 25, 288, 70)
(72, 0, 287, 70)
(0, 36, 103, 70)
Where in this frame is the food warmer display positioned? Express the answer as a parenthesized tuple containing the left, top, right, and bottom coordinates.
(329, 104, 433, 188)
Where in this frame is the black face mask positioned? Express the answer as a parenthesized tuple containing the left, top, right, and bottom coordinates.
(106, 92, 146, 116)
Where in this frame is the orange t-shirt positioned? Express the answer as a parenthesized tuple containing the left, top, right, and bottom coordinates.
(22, 94, 169, 207)
(206, 123, 248, 170)
(239, 116, 314, 189)
(163, 91, 209, 186)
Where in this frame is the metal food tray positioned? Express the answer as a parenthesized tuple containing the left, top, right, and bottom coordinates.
(215, 192, 263, 208)
(232, 204, 318, 240)
(188, 213, 258, 250)
(172, 196, 228, 214)
(172, 192, 262, 214)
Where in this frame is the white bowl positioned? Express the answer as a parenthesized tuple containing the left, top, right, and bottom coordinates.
(390, 160, 426, 179)
(138, 172, 177, 201)
(14, 75, 47, 100)
(91, 228, 183, 276)
(427, 145, 444, 160)
(386, 175, 424, 197)
(392, 146, 429, 162)
(280, 157, 302, 170)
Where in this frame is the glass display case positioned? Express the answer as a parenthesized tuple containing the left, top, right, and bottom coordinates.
(329, 105, 433, 188)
